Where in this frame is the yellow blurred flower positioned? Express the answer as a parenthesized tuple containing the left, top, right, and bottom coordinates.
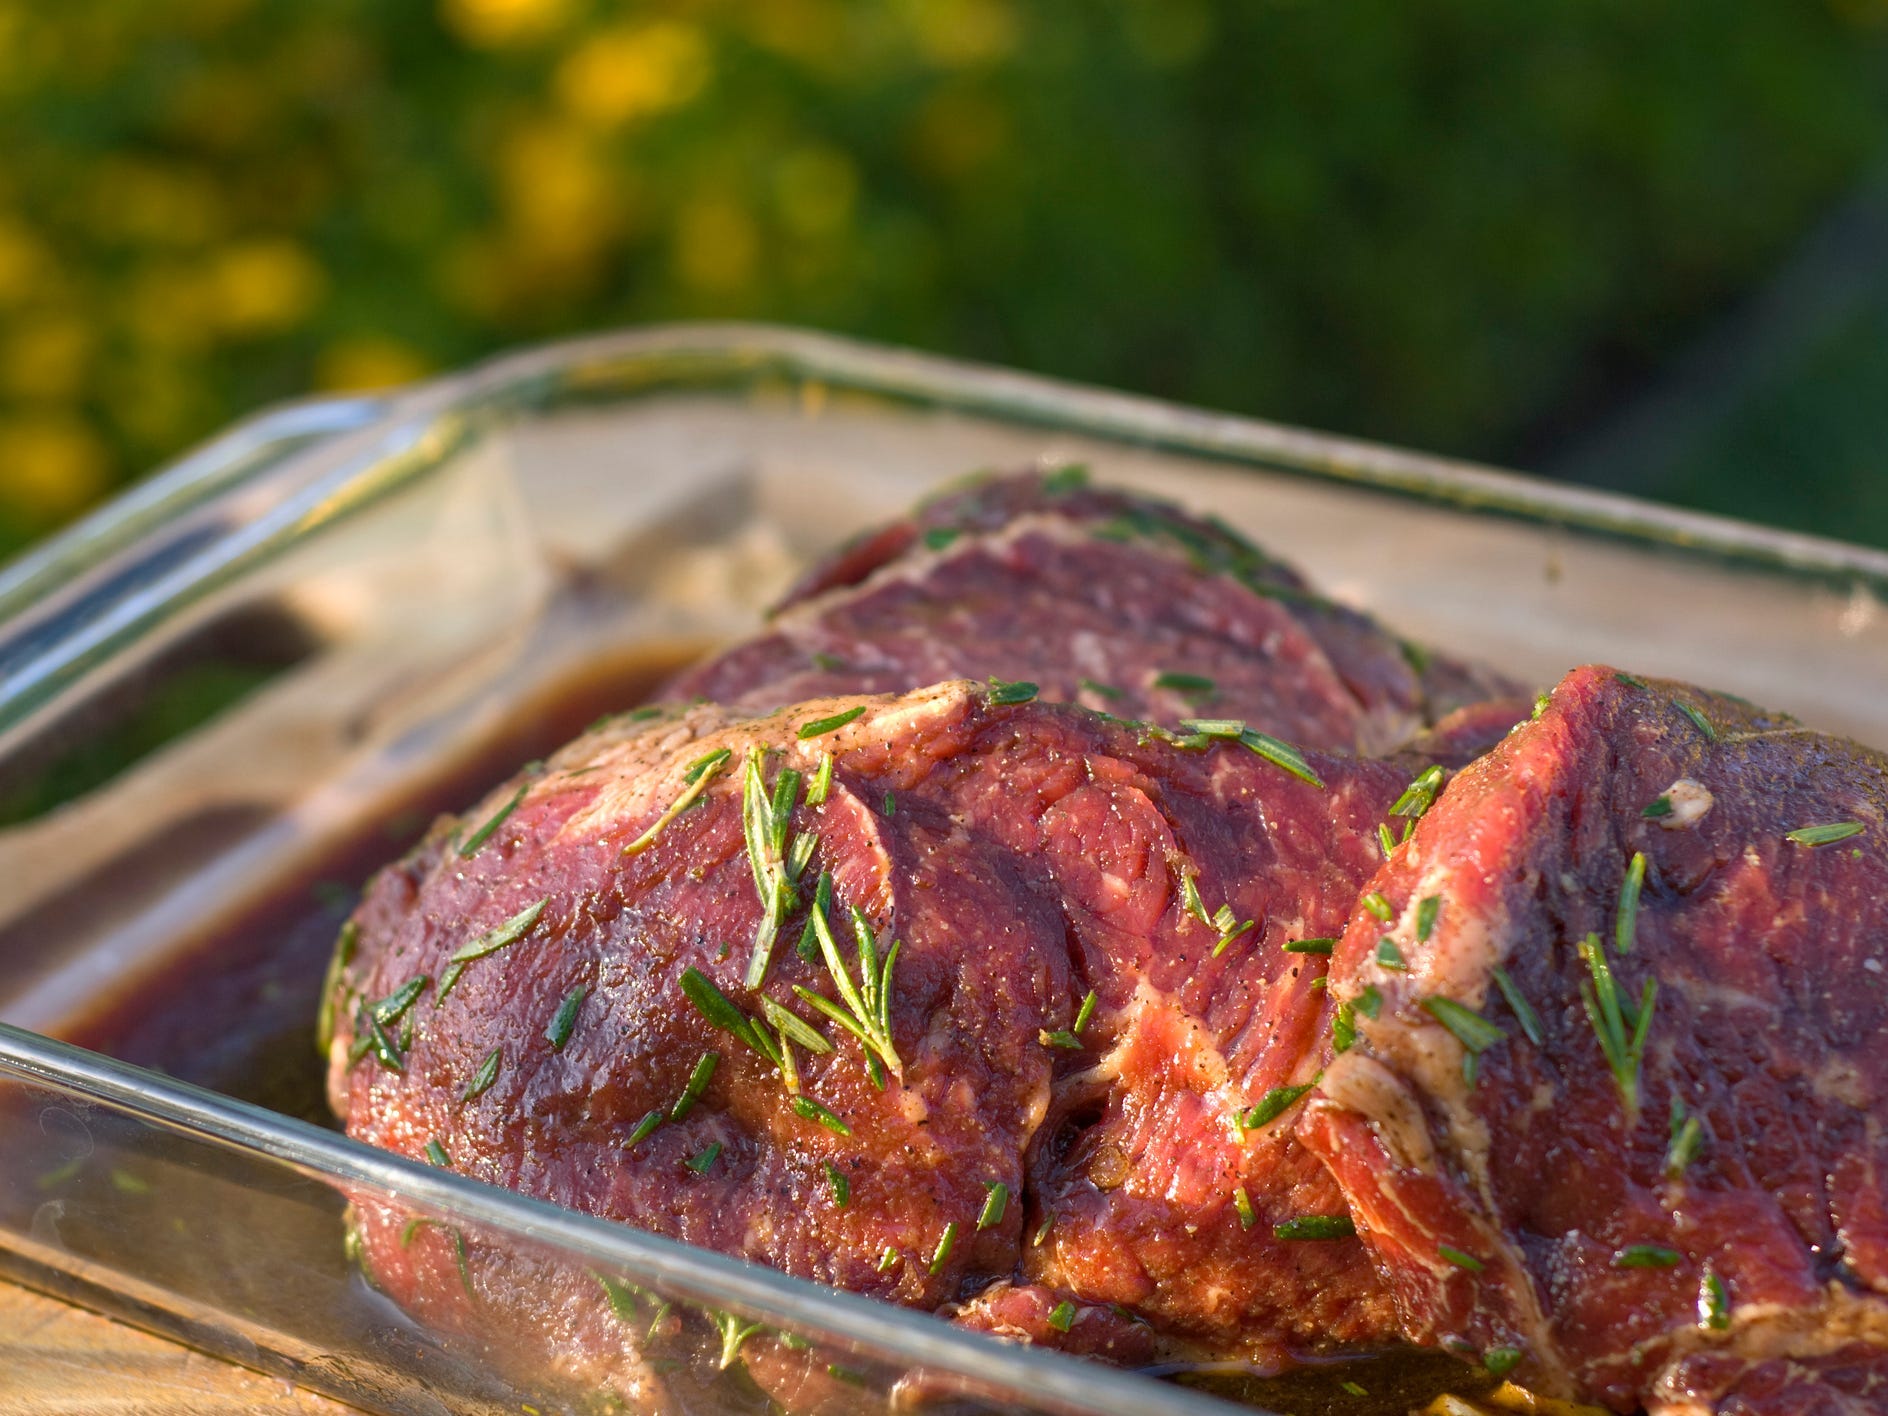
(86, 160, 226, 247)
(203, 239, 326, 337)
(673, 195, 759, 294)
(773, 145, 859, 238)
(0, 314, 92, 400)
(496, 119, 628, 254)
(0, 412, 110, 525)
(905, 0, 1017, 68)
(440, 0, 570, 49)
(0, 220, 55, 308)
(555, 20, 711, 129)
(314, 336, 432, 393)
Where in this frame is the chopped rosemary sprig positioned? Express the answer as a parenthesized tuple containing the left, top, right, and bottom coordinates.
(1617, 851, 1647, 955)
(1341, 1380, 1369, 1397)
(424, 1138, 451, 1168)
(1180, 872, 1210, 927)
(929, 1221, 958, 1274)
(1332, 1001, 1357, 1053)
(1438, 1244, 1483, 1271)
(1240, 1078, 1318, 1132)
(1179, 717, 1245, 738)
(1390, 765, 1446, 820)
(792, 884, 903, 1076)
(1239, 729, 1324, 788)
(877, 1246, 900, 1272)
(1701, 1271, 1730, 1330)
(597, 1272, 643, 1323)
(1416, 895, 1440, 942)
(1039, 1027, 1083, 1050)
(1042, 462, 1089, 493)
(545, 984, 588, 1051)
(1355, 984, 1383, 1019)
(358, 1015, 404, 1072)
(1483, 1347, 1523, 1377)
(923, 525, 962, 550)
(785, 830, 819, 882)
(1676, 701, 1718, 742)
(1047, 1299, 1077, 1332)
(806, 752, 835, 807)
(1615, 671, 1649, 689)
(1492, 967, 1543, 1047)
(685, 1141, 722, 1174)
(1786, 821, 1865, 846)
(1378, 823, 1397, 858)
(624, 748, 731, 854)
(987, 677, 1040, 705)
(1361, 892, 1393, 923)
(709, 1309, 763, 1369)
(1154, 670, 1216, 696)
(440, 899, 548, 1006)
(1073, 989, 1098, 1034)
(462, 1047, 502, 1101)
(625, 1109, 664, 1149)
(1034, 1214, 1055, 1247)
(1421, 997, 1506, 1055)
(1577, 931, 1656, 1114)
(798, 705, 866, 740)
(742, 751, 802, 989)
(760, 995, 832, 1056)
(1211, 905, 1256, 956)
(882, 790, 896, 815)
(796, 870, 832, 962)
(791, 1095, 851, 1135)
(1275, 1215, 1355, 1241)
(670, 1051, 720, 1122)
(978, 1182, 1009, 1230)
(810, 651, 847, 672)
(825, 1162, 850, 1206)
(679, 966, 781, 1067)
(1232, 1185, 1257, 1230)
(315, 920, 358, 1054)
(1375, 938, 1407, 971)
(370, 975, 430, 1027)
(1285, 937, 1335, 955)
(1642, 795, 1674, 819)
(1614, 1244, 1681, 1269)
(1079, 677, 1125, 700)
(459, 782, 529, 859)
(1666, 1098, 1705, 1178)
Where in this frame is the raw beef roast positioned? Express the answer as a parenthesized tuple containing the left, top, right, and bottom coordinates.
(667, 470, 1521, 758)
(1298, 666, 1888, 1413)
(326, 682, 1421, 1400)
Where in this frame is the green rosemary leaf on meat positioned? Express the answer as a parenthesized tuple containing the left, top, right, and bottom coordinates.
(1615, 672, 1649, 690)
(670, 1051, 720, 1122)
(791, 1095, 851, 1135)
(545, 984, 588, 1051)
(1785, 821, 1865, 846)
(1239, 729, 1325, 788)
(760, 996, 832, 1055)
(877, 1246, 901, 1272)
(1378, 823, 1397, 858)
(315, 920, 358, 1054)
(797, 870, 833, 962)
(1180, 872, 1211, 928)
(1492, 967, 1544, 1047)
(597, 1272, 643, 1323)
(1374, 938, 1407, 971)
(370, 975, 430, 1027)
(1047, 1300, 1077, 1332)
(1073, 989, 1098, 1035)
(1039, 1028, 1083, 1049)
(796, 887, 902, 1075)
(1340, 1379, 1369, 1397)
(1438, 1244, 1484, 1271)
(1275, 1215, 1355, 1241)
(797, 705, 866, 740)
(450, 1229, 474, 1299)
(1577, 932, 1656, 1115)
(1642, 795, 1674, 819)
(742, 751, 804, 989)
(810, 652, 847, 672)
(461, 1047, 502, 1102)
(1421, 997, 1506, 1054)
(1034, 1215, 1055, 1247)
(1355, 985, 1383, 1020)
(1616, 851, 1647, 955)
(1665, 1099, 1705, 1178)
(1179, 717, 1245, 738)
(806, 752, 835, 808)
(424, 1138, 451, 1168)
(1213, 911, 1256, 957)
(1042, 463, 1090, 494)
(987, 677, 1040, 705)
(1285, 937, 1336, 955)
(928, 1221, 959, 1274)
(1389, 764, 1446, 820)
(709, 1309, 764, 1370)
(448, 899, 549, 967)
(1675, 701, 1718, 742)
(1232, 1185, 1258, 1230)
(1361, 892, 1393, 923)
(1079, 678, 1125, 700)
(624, 749, 730, 855)
(882, 790, 897, 816)
(685, 1141, 722, 1174)
(625, 1109, 664, 1149)
(1483, 1347, 1523, 1377)
(816, 1162, 847, 1208)
(1702, 1271, 1731, 1330)
(1154, 671, 1216, 696)
(1531, 693, 1552, 721)
(1332, 1001, 1357, 1054)
(365, 1015, 405, 1073)
(1614, 1244, 1682, 1269)
(1241, 1079, 1318, 1132)
(785, 830, 819, 884)
(978, 1182, 1009, 1230)
(679, 966, 777, 1067)
(398, 1011, 417, 1051)
(458, 782, 529, 859)
(1416, 895, 1440, 942)
(923, 526, 962, 551)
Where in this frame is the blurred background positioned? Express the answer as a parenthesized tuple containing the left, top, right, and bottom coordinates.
(2, 0, 1887, 566)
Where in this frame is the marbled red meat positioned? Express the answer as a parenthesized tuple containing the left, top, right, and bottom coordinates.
(1298, 666, 1888, 1414)
(326, 683, 1417, 1399)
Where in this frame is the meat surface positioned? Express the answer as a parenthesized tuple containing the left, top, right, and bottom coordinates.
(667, 469, 1522, 757)
(1297, 666, 1888, 1414)
(325, 682, 1421, 1399)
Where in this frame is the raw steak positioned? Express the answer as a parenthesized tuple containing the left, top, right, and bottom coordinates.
(1298, 666, 1888, 1413)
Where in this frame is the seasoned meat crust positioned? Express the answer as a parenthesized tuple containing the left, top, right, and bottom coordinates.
(666, 470, 1523, 758)
(326, 682, 1418, 1394)
(1298, 666, 1888, 1414)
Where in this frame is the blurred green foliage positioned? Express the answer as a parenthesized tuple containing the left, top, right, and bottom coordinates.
(1, 0, 1885, 561)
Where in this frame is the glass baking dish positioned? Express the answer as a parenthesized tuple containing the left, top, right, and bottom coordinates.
(1, 323, 1885, 1416)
